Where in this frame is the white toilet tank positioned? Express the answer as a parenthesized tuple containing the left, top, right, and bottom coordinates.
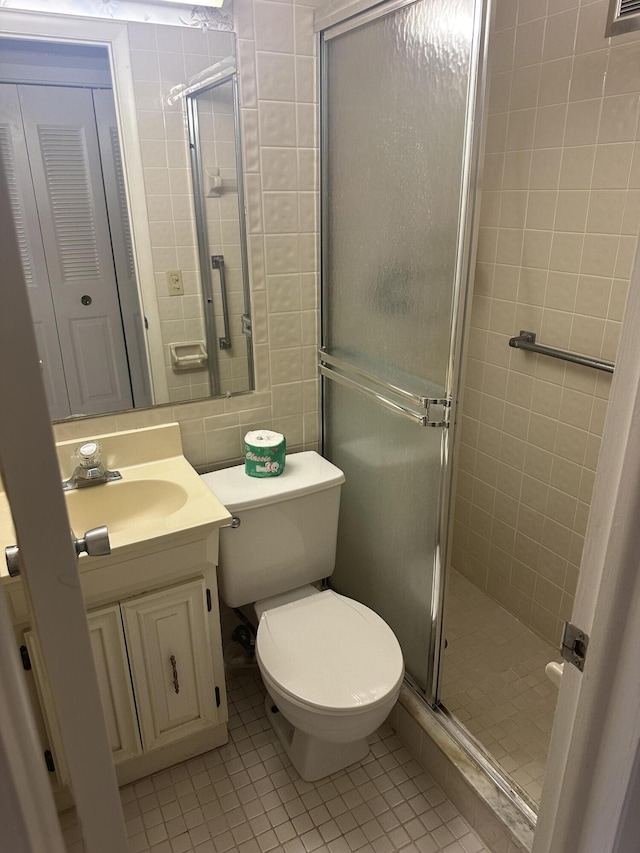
(201, 451, 345, 608)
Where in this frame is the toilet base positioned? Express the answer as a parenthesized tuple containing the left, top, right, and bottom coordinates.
(265, 693, 370, 782)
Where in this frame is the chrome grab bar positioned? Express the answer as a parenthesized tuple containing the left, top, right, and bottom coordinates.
(509, 331, 614, 374)
(212, 255, 232, 350)
(319, 364, 449, 427)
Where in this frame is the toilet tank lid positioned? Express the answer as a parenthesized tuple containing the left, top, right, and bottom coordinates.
(200, 451, 345, 512)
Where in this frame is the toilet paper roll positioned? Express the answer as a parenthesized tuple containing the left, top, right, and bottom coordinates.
(244, 429, 286, 478)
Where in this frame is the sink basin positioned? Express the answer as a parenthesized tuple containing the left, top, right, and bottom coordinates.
(0, 423, 232, 577)
(65, 479, 189, 535)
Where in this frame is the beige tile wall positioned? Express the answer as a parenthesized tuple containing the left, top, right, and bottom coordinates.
(53, 0, 320, 470)
(129, 23, 234, 403)
(450, 0, 640, 646)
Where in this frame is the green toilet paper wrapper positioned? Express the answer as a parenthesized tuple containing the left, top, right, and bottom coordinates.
(244, 430, 286, 477)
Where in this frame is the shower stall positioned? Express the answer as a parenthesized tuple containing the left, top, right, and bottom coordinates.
(318, 0, 592, 822)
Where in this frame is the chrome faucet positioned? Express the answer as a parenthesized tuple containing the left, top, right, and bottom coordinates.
(62, 441, 122, 491)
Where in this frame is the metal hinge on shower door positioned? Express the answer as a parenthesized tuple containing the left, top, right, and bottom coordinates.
(561, 621, 589, 672)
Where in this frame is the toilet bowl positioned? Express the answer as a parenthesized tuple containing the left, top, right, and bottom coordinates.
(201, 451, 404, 780)
(254, 587, 403, 779)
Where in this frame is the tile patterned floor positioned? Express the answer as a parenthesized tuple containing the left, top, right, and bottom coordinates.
(440, 570, 561, 806)
(62, 670, 492, 853)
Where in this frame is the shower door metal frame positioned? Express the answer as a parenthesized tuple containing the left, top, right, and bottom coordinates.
(318, 0, 494, 707)
(186, 73, 255, 397)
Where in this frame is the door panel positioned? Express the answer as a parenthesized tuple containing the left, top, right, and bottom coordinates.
(122, 580, 218, 752)
(18, 84, 133, 415)
(0, 83, 70, 418)
(321, 0, 480, 698)
(323, 0, 474, 391)
(325, 381, 444, 691)
(87, 605, 142, 764)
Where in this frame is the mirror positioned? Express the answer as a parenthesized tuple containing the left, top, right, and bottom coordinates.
(184, 69, 254, 397)
(0, 25, 254, 420)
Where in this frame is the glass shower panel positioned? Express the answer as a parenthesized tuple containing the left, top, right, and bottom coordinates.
(324, 382, 444, 691)
(322, 0, 481, 698)
(323, 0, 474, 392)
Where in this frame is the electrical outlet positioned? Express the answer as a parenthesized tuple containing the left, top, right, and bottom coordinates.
(167, 269, 184, 295)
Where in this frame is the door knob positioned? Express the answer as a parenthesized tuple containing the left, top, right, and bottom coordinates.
(5, 525, 111, 577)
(73, 525, 111, 557)
(5, 545, 21, 577)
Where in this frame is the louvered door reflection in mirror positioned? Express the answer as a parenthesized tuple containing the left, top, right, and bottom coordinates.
(1, 82, 142, 418)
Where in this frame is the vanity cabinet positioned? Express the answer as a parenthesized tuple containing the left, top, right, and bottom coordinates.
(0, 423, 232, 808)
(26, 577, 219, 790)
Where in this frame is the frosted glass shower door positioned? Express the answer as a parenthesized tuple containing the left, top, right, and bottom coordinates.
(321, 0, 484, 695)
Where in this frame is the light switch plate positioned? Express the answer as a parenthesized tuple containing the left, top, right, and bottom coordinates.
(167, 269, 184, 295)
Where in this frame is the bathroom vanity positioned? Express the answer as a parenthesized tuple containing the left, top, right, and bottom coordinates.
(0, 423, 231, 809)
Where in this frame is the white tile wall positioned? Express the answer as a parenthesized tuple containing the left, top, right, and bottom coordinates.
(451, 0, 640, 646)
(54, 0, 320, 470)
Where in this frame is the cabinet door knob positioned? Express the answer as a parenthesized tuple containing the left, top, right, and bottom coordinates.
(170, 654, 180, 694)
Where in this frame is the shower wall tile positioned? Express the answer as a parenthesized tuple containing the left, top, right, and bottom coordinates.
(451, 0, 640, 646)
(53, 0, 320, 467)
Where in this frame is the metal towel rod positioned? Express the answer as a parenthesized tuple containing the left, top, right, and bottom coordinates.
(508, 331, 614, 374)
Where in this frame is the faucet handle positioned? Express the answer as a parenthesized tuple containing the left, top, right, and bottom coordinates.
(76, 441, 101, 467)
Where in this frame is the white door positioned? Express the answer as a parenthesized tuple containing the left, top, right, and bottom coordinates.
(533, 235, 640, 848)
(0, 83, 69, 419)
(122, 579, 219, 752)
(0, 152, 127, 851)
(18, 83, 134, 416)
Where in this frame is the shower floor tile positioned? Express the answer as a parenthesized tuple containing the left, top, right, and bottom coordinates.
(440, 570, 561, 806)
(62, 670, 493, 853)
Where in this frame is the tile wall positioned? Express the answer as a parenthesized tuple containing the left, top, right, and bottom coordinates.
(128, 23, 233, 404)
(199, 82, 251, 395)
(450, 0, 640, 645)
(52, 0, 321, 470)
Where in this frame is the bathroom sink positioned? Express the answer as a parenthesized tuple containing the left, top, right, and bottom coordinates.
(65, 478, 189, 535)
(0, 423, 231, 576)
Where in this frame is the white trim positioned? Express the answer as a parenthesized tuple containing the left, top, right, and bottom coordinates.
(0, 12, 169, 405)
(534, 238, 640, 848)
(0, 161, 127, 848)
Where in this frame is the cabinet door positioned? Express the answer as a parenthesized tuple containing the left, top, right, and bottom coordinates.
(24, 629, 70, 787)
(87, 605, 142, 764)
(122, 579, 219, 752)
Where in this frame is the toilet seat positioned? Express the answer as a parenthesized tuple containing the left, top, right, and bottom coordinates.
(256, 590, 404, 714)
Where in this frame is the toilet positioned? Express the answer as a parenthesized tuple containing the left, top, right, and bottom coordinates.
(201, 451, 404, 781)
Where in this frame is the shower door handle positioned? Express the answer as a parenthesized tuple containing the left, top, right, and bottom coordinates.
(319, 351, 451, 427)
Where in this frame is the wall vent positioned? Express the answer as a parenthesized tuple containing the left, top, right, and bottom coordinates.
(607, 0, 640, 36)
